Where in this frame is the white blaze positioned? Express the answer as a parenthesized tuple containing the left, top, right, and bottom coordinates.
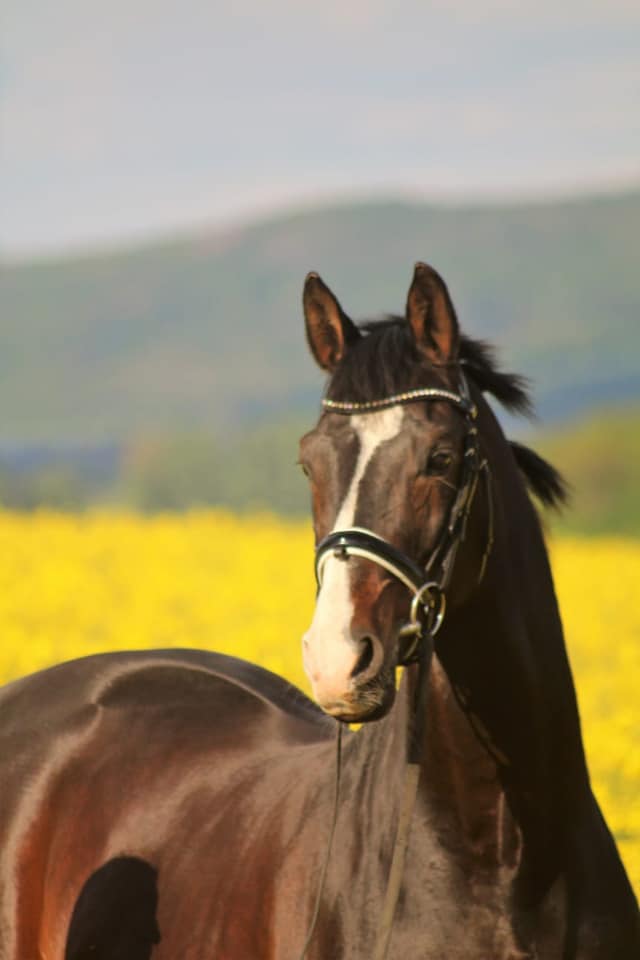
(303, 406, 403, 702)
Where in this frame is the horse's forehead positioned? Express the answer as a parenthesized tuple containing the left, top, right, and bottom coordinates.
(331, 406, 406, 528)
(349, 406, 406, 448)
(312, 405, 407, 451)
(335, 406, 407, 484)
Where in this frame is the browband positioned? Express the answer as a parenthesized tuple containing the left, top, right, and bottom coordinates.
(322, 387, 476, 417)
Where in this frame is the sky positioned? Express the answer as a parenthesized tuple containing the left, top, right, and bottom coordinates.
(2, 1, 639, 257)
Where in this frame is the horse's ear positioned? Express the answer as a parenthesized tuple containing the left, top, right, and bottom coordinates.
(303, 272, 360, 372)
(406, 262, 459, 364)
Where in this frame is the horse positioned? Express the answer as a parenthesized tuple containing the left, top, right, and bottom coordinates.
(0, 263, 637, 959)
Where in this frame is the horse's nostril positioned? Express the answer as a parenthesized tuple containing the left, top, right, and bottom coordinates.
(351, 637, 375, 679)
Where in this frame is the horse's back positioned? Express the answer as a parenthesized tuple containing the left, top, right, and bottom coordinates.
(0, 646, 330, 742)
(1, 647, 331, 804)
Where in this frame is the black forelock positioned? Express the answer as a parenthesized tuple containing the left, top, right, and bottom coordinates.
(326, 317, 425, 404)
(325, 315, 533, 416)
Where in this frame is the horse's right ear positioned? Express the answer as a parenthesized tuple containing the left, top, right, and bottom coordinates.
(303, 273, 360, 372)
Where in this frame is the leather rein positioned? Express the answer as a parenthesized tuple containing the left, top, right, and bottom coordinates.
(298, 370, 494, 960)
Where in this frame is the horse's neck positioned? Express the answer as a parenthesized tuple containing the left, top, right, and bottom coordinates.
(416, 658, 522, 870)
(346, 659, 520, 878)
(344, 533, 586, 905)
(435, 452, 591, 901)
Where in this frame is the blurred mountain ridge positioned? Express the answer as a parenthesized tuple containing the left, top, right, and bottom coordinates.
(1, 187, 639, 444)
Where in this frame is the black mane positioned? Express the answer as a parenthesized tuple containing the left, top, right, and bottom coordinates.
(459, 334, 532, 417)
(326, 316, 566, 511)
(509, 441, 568, 510)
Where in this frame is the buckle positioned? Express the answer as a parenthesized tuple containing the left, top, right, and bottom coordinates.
(397, 582, 446, 663)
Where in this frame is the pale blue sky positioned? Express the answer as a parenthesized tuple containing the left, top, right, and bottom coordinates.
(2, 1, 639, 256)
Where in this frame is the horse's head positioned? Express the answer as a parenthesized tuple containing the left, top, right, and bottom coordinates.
(300, 263, 488, 722)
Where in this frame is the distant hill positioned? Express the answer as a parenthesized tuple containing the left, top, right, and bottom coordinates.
(536, 405, 640, 536)
(1, 188, 639, 442)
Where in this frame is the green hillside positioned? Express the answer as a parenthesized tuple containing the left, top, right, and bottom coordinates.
(536, 406, 640, 536)
(1, 189, 639, 442)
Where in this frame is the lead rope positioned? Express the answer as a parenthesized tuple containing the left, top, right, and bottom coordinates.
(372, 635, 434, 960)
(297, 722, 344, 960)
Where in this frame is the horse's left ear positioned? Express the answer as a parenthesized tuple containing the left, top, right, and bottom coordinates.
(303, 272, 360, 372)
(406, 262, 459, 364)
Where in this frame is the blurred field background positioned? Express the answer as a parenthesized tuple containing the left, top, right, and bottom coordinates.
(2, 0, 639, 907)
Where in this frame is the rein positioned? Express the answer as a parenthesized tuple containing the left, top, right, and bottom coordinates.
(299, 371, 494, 959)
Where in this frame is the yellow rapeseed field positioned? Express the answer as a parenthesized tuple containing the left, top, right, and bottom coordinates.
(0, 511, 637, 895)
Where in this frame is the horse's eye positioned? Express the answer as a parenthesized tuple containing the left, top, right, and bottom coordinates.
(425, 451, 452, 475)
(298, 460, 312, 479)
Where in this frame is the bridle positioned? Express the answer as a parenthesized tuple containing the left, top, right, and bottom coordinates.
(299, 369, 495, 960)
(299, 370, 494, 955)
(314, 370, 493, 664)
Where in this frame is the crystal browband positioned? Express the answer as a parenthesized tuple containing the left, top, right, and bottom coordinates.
(322, 387, 476, 417)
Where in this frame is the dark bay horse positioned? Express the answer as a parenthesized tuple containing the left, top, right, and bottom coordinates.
(1, 264, 638, 959)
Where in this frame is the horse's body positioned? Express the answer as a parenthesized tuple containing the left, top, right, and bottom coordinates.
(1, 263, 638, 958)
(0, 649, 555, 960)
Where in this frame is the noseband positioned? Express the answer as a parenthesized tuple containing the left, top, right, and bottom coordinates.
(314, 371, 493, 663)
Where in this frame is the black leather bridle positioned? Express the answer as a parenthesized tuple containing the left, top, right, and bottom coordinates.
(313, 370, 493, 664)
(300, 370, 494, 960)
